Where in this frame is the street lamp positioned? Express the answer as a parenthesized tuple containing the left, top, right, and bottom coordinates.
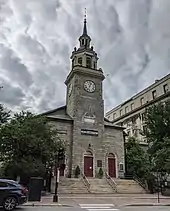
(53, 147, 65, 202)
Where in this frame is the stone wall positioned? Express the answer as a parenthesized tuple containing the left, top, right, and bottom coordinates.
(104, 126, 125, 178)
(49, 119, 73, 177)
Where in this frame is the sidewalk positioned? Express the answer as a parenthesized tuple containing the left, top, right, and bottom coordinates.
(24, 193, 170, 207)
(24, 195, 77, 207)
(41, 193, 170, 199)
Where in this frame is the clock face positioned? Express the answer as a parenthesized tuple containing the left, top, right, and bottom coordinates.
(84, 80, 96, 93)
(68, 84, 73, 96)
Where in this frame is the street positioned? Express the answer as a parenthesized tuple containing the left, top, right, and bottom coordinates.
(8, 205, 170, 211)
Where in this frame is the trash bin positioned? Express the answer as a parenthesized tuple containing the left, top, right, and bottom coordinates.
(28, 177, 43, 201)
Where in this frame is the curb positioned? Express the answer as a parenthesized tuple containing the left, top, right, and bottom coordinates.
(124, 203, 170, 207)
(23, 203, 73, 207)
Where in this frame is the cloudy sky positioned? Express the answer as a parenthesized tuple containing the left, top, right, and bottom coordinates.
(0, 0, 170, 114)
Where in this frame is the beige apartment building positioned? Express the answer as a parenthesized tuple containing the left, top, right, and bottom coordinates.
(106, 73, 170, 145)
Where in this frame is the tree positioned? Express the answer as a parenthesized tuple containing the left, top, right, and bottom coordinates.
(143, 100, 170, 174)
(0, 111, 64, 180)
(125, 136, 150, 178)
(0, 104, 10, 125)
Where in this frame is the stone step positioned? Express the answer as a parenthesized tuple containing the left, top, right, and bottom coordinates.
(115, 179, 146, 194)
(88, 178, 115, 193)
(56, 178, 89, 194)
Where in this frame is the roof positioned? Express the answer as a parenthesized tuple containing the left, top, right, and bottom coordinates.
(41, 107, 124, 129)
(40, 105, 73, 121)
(106, 72, 170, 115)
(104, 117, 125, 130)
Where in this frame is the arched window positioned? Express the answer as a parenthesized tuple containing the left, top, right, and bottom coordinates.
(86, 57, 91, 68)
(78, 57, 82, 66)
(84, 150, 93, 157)
(82, 39, 84, 45)
(93, 61, 96, 69)
(108, 153, 115, 158)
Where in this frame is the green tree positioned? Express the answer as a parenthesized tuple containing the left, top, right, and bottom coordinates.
(0, 111, 64, 179)
(143, 100, 170, 173)
(0, 104, 10, 125)
(125, 136, 150, 178)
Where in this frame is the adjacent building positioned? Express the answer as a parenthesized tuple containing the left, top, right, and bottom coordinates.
(106, 73, 170, 145)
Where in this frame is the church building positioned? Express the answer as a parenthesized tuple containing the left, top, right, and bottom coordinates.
(42, 16, 125, 179)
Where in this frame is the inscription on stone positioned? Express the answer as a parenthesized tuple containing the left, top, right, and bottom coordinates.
(81, 129, 98, 136)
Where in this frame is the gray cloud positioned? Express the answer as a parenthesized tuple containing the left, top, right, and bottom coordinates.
(0, 79, 25, 106)
(0, 0, 170, 114)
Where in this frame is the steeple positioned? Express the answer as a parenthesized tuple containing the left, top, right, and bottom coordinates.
(70, 9, 99, 70)
(79, 8, 91, 49)
(82, 8, 87, 35)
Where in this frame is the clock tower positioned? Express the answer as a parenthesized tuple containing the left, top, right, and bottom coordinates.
(65, 14, 106, 175)
(65, 15, 105, 121)
(44, 12, 125, 182)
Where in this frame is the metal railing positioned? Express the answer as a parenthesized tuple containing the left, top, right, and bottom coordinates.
(105, 172, 117, 192)
(80, 170, 90, 192)
(133, 173, 147, 190)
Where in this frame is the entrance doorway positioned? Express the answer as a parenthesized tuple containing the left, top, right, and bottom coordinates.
(59, 156, 65, 176)
(108, 153, 116, 178)
(84, 151, 93, 177)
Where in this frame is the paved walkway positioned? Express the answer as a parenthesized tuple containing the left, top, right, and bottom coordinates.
(24, 193, 170, 207)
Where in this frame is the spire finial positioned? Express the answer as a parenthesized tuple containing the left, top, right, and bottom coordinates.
(83, 8, 87, 35)
(84, 8, 87, 20)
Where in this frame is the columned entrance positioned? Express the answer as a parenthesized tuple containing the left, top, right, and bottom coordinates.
(108, 153, 116, 178)
(84, 151, 93, 177)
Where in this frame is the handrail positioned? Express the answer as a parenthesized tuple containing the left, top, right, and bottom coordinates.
(105, 172, 117, 192)
(133, 173, 146, 190)
(80, 170, 90, 190)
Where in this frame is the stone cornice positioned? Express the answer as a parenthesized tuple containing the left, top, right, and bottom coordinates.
(65, 65, 105, 85)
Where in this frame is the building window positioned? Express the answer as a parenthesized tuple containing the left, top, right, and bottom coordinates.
(78, 57, 82, 65)
(82, 39, 84, 45)
(141, 113, 145, 121)
(131, 116, 136, 124)
(143, 125, 147, 135)
(133, 129, 137, 137)
(97, 160, 102, 167)
(119, 163, 124, 171)
(86, 57, 91, 68)
(152, 90, 157, 99)
(113, 113, 116, 120)
(163, 84, 169, 94)
(125, 106, 129, 113)
(93, 61, 96, 69)
(140, 97, 144, 106)
(131, 103, 134, 110)
(120, 109, 123, 116)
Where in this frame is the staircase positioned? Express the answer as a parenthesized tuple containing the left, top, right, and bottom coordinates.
(88, 178, 116, 193)
(115, 179, 146, 194)
(56, 178, 89, 194)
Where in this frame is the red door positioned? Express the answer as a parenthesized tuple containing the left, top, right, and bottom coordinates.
(108, 158, 116, 178)
(84, 156, 93, 177)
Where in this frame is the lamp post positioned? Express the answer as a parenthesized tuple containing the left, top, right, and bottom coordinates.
(156, 170, 160, 203)
(53, 161, 59, 202)
(53, 147, 64, 203)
